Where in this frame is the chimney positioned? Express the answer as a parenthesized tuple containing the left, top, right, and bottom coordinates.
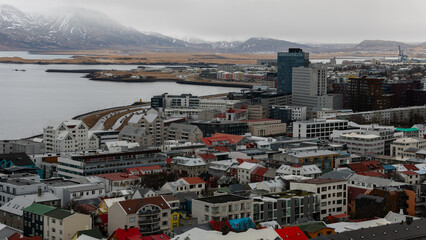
(125, 225, 128, 230)
(38, 187, 42, 196)
(406, 216, 413, 225)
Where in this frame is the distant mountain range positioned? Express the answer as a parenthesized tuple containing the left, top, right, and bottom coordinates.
(0, 4, 424, 53)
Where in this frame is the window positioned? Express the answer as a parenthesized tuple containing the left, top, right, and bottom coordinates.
(204, 215, 209, 221)
(52, 219, 55, 224)
(52, 228, 56, 232)
(162, 212, 168, 217)
(59, 220, 62, 225)
(129, 217, 135, 223)
(205, 205, 210, 212)
(173, 215, 177, 221)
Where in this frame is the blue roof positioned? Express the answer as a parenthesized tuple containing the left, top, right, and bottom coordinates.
(228, 217, 256, 232)
(382, 165, 396, 171)
(335, 151, 350, 157)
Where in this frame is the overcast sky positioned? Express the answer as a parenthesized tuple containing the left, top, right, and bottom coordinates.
(1, 0, 425, 43)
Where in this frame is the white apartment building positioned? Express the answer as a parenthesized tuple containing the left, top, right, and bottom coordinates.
(44, 209, 91, 240)
(293, 119, 348, 140)
(192, 195, 253, 224)
(390, 137, 426, 160)
(199, 99, 242, 111)
(237, 162, 260, 184)
(126, 108, 165, 146)
(333, 132, 385, 155)
(276, 164, 322, 178)
(160, 177, 205, 196)
(290, 178, 347, 220)
(43, 120, 99, 153)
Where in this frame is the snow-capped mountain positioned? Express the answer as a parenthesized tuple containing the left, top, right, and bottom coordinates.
(0, 5, 188, 50)
(0, 4, 313, 52)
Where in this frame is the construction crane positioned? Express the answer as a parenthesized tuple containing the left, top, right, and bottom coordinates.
(398, 45, 408, 62)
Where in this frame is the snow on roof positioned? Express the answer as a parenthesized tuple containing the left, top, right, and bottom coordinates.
(237, 162, 258, 170)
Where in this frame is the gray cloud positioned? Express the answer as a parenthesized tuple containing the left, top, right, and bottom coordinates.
(1, 0, 425, 43)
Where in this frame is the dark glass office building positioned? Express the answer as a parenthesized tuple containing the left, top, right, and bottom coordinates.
(277, 48, 310, 94)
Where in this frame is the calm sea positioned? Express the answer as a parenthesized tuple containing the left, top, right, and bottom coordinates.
(0, 52, 239, 139)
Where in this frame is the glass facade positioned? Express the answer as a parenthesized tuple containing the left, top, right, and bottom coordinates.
(277, 49, 310, 94)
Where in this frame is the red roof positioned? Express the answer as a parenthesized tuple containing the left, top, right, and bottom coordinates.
(126, 165, 163, 175)
(215, 113, 226, 119)
(197, 153, 217, 160)
(240, 104, 247, 109)
(226, 107, 246, 114)
(114, 228, 142, 240)
(275, 227, 308, 240)
(358, 171, 385, 177)
(95, 172, 139, 181)
(75, 203, 97, 214)
(119, 196, 170, 214)
(209, 220, 232, 232)
(404, 164, 419, 171)
(99, 214, 108, 224)
(182, 177, 205, 185)
(361, 160, 384, 170)
(141, 234, 171, 240)
(348, 187, 368, 201)
(8, 233, 42, 240)
(251, 167, 269, 177)
(331, 213, 350, 219)
(291, 164, 302, 168)
(347, 163, 369, 173)
(237, 158, 259, 164)
(166, 158, 173, 164)
(213, 146, 229, 152)
(400, 171, 419, 176)
(202, 133, 245, 146)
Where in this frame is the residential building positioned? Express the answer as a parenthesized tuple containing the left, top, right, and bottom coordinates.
(23, 203, 56, 238)
(252, 190, 320, 225)
(0, 176, 47, 207)
(270, 105, 307, 123)
(107, 196, 171, 236)
(43, 120, 98, 153)
(189, 121, 249, 137)
(166, 123, 203, 143)
(118, 126, 153, 147)
(161, 140, 207, 153)
(290, 178, 347, 220)
(276, 164, 322, 178)
(0, 139, 45, 155)
(237, 162, 260, 184)
(208, 160, 238, 178)
(126, 109, 165, 146)
(56, 148, 163, 179)
(333, 132, 385, 155)
(151, 93, 200, 109)
(348, 77, 393, 112)
(293, 119, 349, 140)
(132, 188, 157, 199)
(0, 153, 41, 177)
(198, 99, 242, 111)
(41, 178, 105, 208)
(95, 173, 140, 192)
(292, 64, 343, 109)
(160, 177, 205, 196)
(98, 197, 126, 215)
(0, 192, 60, 230)
(391, 137, 426, 160)
(240, 119, 286, 137)
(125, 165, 164, 176)
(273, 150, 340, 171)
(169, 157, 206, 177)
(191, 195, 253, 224)
(43, 209, 91, 240)
(277, 48, 310, 94)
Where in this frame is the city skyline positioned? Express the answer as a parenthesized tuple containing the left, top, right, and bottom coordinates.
(1, 0, 426, 44)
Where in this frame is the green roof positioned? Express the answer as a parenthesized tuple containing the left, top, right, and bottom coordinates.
(395, 128, 419, 132)
(23, 203, 56, 215)
(44, 208, 73, 220)
(296, 221, 329, 233)
(76, 229, 104, 239)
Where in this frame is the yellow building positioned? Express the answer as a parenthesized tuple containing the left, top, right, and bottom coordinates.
(98, 197, 126, 215)
(171, 211, 182, 230)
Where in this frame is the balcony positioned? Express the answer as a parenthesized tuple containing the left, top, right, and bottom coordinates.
(139, 217, 161, 224)
(138, 209, 161, 216)
(140, 225, 161, 234)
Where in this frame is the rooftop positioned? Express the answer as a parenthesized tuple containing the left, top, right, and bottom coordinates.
(264, 190, 314, 199)
(297, 178, 346, 185)
(44, 208, 73, 220)
(96, 172, 139, 181)
(23, 203, 56, 215)
(196, 194, 248, 204)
